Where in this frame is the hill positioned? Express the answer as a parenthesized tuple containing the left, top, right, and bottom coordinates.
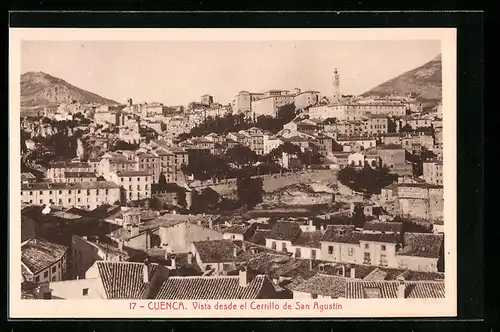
(21, 71, 119, 107)
(361, 54, 442, 105)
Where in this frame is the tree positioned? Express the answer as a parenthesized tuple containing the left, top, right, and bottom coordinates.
(338, 165, 397, 197)
(158, 173, 167, 188)
(324, 117, 337, 124)
(236, 172, 264, 209)
(400, 124, 413, 133)
(352, 204, 366, 228)
(110, 140, 139, 152)
(225, 145, 257, 169)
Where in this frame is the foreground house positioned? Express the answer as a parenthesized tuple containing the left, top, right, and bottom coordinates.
(288, 273, 445, 299)
(21, 237, 68, 284)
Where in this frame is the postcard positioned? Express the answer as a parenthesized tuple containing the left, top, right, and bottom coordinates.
(9, 27, 456, 318)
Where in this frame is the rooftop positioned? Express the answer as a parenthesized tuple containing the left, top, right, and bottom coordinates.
(397, 233, 443, 258)
(292, 230, 324, 249)
(21, 238, 68, 273)
(359, 233, 400, 244)
(21, 181, 120, 191)
(363, 221, 403, 233)
(267, 222, 302, 241)
(288, 273, 347, 298)
(321, 229, 361, 244)
(345, 280, 445, 299)
(193, 239, 241, 263)
(155, 275, 275, 300)
(96, 261, 159, 299)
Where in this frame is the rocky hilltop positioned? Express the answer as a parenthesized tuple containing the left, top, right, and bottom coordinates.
(21, 71, 118, 108)
(362, 54, 442, 106)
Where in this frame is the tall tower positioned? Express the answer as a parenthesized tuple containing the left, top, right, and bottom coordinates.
(333, 68, 340, 100)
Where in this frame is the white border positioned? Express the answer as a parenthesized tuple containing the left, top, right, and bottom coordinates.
(9, 28, 457, 318)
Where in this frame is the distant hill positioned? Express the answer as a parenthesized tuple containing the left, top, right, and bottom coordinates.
(21, 71, 119, 108)
(361, 54, 442, 106)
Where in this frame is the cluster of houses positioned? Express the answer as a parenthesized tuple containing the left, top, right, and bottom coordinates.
(21, 203, 445, 300)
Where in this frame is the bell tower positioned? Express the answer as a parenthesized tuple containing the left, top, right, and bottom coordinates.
(333, 68, 340, 100)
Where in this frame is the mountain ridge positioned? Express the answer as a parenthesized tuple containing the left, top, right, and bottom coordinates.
(21, 71, 119, 107)
(361, 54, 442, 105)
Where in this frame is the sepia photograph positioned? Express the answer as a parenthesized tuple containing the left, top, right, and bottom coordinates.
(9, 28, 457, 318)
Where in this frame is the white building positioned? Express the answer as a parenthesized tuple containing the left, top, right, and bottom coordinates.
(110, 170, 152, 202)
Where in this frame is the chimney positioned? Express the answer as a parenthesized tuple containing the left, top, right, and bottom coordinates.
(309, 219, 314, 228)
(187, 252, 193, 265)
(130, 224, 139, 237)
(239, 266, 248, 287)
(320, 224, 325, 231)
(397, 276, 406, 298)
(209, 218, 213, 229)
(309, 259, 314, 271)
(118, 241, 124, 251)
(143, 260, 150, 283)
(350, 267, 356, 279)
(233, 247, 238, 258)
(170, 254, 176, 269)
(164, 248, 169, 261)
(242, 242, 247, 252)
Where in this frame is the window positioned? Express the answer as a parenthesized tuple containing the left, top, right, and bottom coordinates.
(364, 243, 369, 249)
(348, 248, 355, 256)
(82, 288, 89, 296)
(121, 177, 124, 182)
(68, 198, 71, 203)
(29, 191, 33, 196)
(137, 185, 140, 190)
(311, 250, 316, 260)
(380, 253, 388, 267)
(52, 266, 56, 273)
(58, 199, 62, 204)
(363, 252, 371, 264)
(59, 190, 62, 194)
(35, 276, 40, 283)
(271, 242, 277, 250)
(78, 198, 81, 203)
(205, 265, 212, 271)
(52, 276, 56, 281)
(328, 246, 334, 254)
(77, 190, 81, 194)
(105, 189, 108, 195)
(68, 190, 72, 194)
(129, 185, 132, 190)
(129, 178, 132, 181)
(39, 191, 43, 195)
(281, 243, 287, 253)
(381, 245, 386, 251)
(295, 248, 301, 258)
(39, 199, 43, 204)
(44, 271, 48, 278)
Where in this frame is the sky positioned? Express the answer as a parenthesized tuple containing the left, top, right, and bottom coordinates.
(21, 40, 441, 106)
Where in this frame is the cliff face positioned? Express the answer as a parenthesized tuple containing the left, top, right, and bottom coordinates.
(21, 71, 118, 107)
(362, 54, 442, 106)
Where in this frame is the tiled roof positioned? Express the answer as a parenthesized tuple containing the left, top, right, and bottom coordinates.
(288, 274, 347, 298)
(363, 221, 403, 233)
(345, 280, 445, 299)
(21, 172, 36, 181)
(321, 230, 362, 244)
(359, 233, 400, 244)
(397, 233, 443, 258)
(21, 181, 120, 191)
(193, 240, 241, 263)
(21, 238, 68, 273)
(155, 275, 275, 300)
(96, 261, 159, 299)
(224, 225, 251, 235)
(267, 222, 301, 241)
(292, 231, 324, 248)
